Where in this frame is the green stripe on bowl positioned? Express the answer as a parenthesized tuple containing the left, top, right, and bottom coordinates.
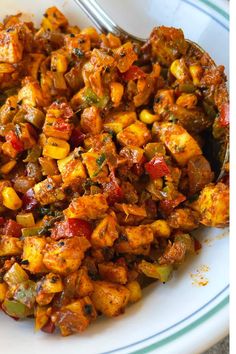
(198, 0, 229, 19)
(131, 296, 229, 354)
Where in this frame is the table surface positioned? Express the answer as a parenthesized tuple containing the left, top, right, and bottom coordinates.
(204, 336, 229, 354)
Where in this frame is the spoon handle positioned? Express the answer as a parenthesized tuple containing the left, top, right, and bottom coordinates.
(73, 0, 120, 34)
(73, 0, 145, 42)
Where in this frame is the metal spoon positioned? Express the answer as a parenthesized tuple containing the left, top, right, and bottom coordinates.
(73, 0, 229, 181)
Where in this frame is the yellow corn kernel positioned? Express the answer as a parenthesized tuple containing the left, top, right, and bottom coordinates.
(80, 27, 99, 41)
(127, 281, 142, 303)
(0, 282, 8, 302)
(43, 137, 70, 159)
(0, 160, 17, 174)
(110, 82, 124, 107)
(170, 59, 190, 82)
(150, 220, 171, 238)
(176, 93, 198, 109)
(189, 64, 203, 86)
(2, 187, 22, 210)
(139, 109, 159, 124)
(16, 213, 35, 228)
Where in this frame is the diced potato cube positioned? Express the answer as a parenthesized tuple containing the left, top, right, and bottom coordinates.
(0, 282, 8, 302)
(91, 281, 130, 317)
(16, 213, 35, 228)
(80, 27, 99, 41)
(124, 225, 154, 249)
(43, 137, 70, 160)
(167, 208, 199, 231)
(36, 273, 63, 295)
(65, 33, 91, 54)
(114, 42, 137, 73)
(64, 194, 108, 220)
(1, 141, 18, 159)
(33, 176, 65, 205)
(43, 116, 72, 140)
(43, 237, 87, 275)
(110, 82, 124, 107)
(81, 106, 102, 135)
(104, 111, 137, 134)
(82, 151, 108, 180)
(107, 33, 121, 48)
(18, 80, 45, 107)
(22, 237, 47, 273)
(35, 305, 50, 331)
(0, 95, 18, 124)
(117, 121, 151, 147)
(91, 214, 119, 247)
(57, 151, 87, 186)
(98, 262, 128, 284)
(51, 51, 68, 73)
(52, 297, 96, 336)
(39, 157, 59, 176)
(0, 236, 22, 257)
(195, 183, 229, 227)
(75, 267, 94, 297)
(126, 281, 142, 303)
(0, 29, 23, 63)
(158, 123, 202, 166)
(150, 220, 171, 238)
(42, 7, 68, 31)
(28, 53, 45, 80)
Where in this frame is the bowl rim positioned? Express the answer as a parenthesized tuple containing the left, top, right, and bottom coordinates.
(89, 0, 228, 352)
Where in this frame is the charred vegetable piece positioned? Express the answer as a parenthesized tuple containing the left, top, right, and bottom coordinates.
(138, 260, 173, 283)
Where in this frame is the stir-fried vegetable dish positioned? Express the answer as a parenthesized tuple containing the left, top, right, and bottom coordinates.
(0, 7, 229, 336)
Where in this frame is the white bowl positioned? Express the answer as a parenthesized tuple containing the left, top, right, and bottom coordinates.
(0, 1, 229, 353)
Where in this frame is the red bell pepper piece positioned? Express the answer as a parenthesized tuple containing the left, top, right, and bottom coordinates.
(51, 218, 93, 240)
(5, 131, 24, 152)
(3, 220, 22, 238)
(145, 156, 170, 179)
(121, 65, 146, 81)
(219, 103, 229, 127)
(70, 127, 86, 149)
(0, 217, 5, 226)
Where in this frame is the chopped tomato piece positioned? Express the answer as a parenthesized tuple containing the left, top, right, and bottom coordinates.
(103, 171, 124, 204)
(219, 103, 229, 127)
(69, 127, 86, 148)
(41, 319, 55, 334)
(132, 156, 147, 176)
(3, 219, 22, 237)
(22, 188, 38, 211)
(51, 218, 93, 240)
(145, 156, 170, 179)
(121, 65, 146, 81)
(5, 131, 24, 152)
(159, 194, 186, 216)
(53, 119, 72, 132)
